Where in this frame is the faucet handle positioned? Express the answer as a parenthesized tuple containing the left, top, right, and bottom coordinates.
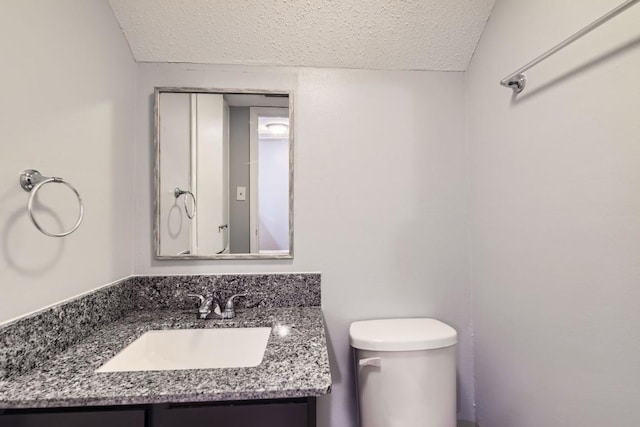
(187, 293, 205, 305)
(225, 293, 248, 310)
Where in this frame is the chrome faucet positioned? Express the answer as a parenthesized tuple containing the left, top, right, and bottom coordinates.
(187, 292, 247, 320)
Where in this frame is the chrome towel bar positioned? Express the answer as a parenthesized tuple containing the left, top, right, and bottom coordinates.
(19, 169, 84, 237)
(501, 0, 640, 93)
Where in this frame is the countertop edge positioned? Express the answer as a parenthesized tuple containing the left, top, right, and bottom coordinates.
(0, 385, 333, 410)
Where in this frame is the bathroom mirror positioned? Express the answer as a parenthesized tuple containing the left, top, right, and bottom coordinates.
(154, 87, 293, 259)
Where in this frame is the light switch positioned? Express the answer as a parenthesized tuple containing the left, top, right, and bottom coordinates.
(236, 186, 246, 201)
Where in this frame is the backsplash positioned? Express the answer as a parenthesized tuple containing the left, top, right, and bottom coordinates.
(0, 278, 136, 381)
(130, 273, 321, 311)
(0, 273, 320, 380)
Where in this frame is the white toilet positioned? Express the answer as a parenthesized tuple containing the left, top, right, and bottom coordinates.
(349, 318, 458, 427)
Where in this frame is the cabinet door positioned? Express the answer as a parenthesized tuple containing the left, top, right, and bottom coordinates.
(0, 409, 144, 427)
(155, 402, 309, 427)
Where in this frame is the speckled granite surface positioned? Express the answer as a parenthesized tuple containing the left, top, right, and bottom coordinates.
(129, 273, 321, 311)
(0, 273, 330, 408)
(0, 273, 320, 381)
(0, 307, 331, 408)
(0, 277, 136, 380)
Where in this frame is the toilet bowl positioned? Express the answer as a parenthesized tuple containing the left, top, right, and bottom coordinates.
(350, 318, 457, 427)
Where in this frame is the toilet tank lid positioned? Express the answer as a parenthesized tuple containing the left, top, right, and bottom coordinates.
(349, 318, 457, 351)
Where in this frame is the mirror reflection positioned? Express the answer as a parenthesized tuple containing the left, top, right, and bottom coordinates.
(155, 88, 293, 259)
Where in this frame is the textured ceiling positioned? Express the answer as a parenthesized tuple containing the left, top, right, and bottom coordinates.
(109, 0, 495, 71)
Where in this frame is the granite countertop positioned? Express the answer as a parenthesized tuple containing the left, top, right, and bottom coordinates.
(0, 307, 332, 409)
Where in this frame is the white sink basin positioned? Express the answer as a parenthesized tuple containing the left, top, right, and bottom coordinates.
(96, 328, 271, 372)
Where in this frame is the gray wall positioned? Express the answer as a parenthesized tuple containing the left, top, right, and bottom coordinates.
(229, 107, 251, 253)
(134, 63, 474, 426)
(467, 1, 640, 426)
(0, 0, 136, 323)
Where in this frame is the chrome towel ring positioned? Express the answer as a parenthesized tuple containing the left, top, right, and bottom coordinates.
(19, 169, 84, 237)
(174, 187, 197, 219)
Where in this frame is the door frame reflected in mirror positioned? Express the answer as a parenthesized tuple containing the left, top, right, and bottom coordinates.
(154, 87, 294, 260)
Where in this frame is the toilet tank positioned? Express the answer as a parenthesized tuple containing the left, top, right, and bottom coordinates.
(350, 318, 458, 427)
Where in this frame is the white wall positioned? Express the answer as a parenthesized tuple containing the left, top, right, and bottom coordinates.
(194, 93, 228, 255)
(258, 136, 289, 252)
(158, 93, 191, 256)
(135, 63, 474, 425)
(0, 0, 136, 323)
(467, 1, 640, 426)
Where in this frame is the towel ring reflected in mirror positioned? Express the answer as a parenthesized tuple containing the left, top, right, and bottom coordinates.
(174, 187, 197, 219)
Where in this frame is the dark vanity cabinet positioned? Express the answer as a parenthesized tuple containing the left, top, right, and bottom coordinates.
(0, 409, 144, 427)
(0, 398, 316, 427)
(153, 399, 314, 427)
